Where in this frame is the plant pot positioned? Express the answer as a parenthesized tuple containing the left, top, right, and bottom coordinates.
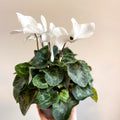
(37, 105, 54, 119)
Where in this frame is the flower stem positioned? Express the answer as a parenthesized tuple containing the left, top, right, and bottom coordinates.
(59, 43, 66, 61)
(48, 42, 51, 61)
(34, 33, 39, 50)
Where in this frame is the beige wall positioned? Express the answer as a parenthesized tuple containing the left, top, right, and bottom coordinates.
(0, 0, 120, 120)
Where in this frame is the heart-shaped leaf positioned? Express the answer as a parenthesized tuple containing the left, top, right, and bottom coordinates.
(36, 89, 58, 109)
(13, 75, 29, 103)
(53, 94, 79, 120)
(72, 85, 93, 100)
(61, 55, 77, 65)
(32, 74, 48, 89)
(15, 62, 31, 78)
(31, 45, 49, 68)
(43, 66, 64, 86)
(63, 48, 76, 57)
(13, 87, 21, 103)
(13, 75, 28, 89)
(67, 61, 92, 87)
(19, 89, 38, 115)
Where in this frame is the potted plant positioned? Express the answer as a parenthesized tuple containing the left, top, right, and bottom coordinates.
(12, 13, 98, 120)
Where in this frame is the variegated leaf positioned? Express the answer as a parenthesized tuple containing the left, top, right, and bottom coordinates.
(72, 85, 93, 100)
(53, 94, 79, 120)
(67, 61, 92, 87)
(43, 66, 64, 86)
(32, 74, 48, 89)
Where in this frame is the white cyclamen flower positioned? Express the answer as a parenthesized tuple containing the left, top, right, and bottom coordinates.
(11, 12, 41, 34)
(12, 13, 55, 62)
(11, 12, 45, 44)
(53, 18, 95, 50)
(40, 15, 56, 62)
(26, 15, 55, 45)
(40, 15, 55, 43)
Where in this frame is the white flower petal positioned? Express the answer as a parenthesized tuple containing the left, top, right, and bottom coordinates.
(71, 18, 95, 40)
(56, 35, 69, 50)
(41, 15, 47, 31)
(70, 18, 95, 42)
(71, 18, 78, 25)
(16, 12, 40, 34)
(16, 12, 38, 28)
(37, 23, 44, 32)
(53, 27, 62, 37)
(10, 30, 23, 34)
(41, 32, 51, 42)
(73, 22, 95, 40)
(25, 34, 36, 41)
(23, 25, 39, 34)
(49, 22, 55, 32)
(53, 27, 69, 50)
(53, 27, 68, 37)
(71, 18, 78, 30)
(71, 18, 80, 37)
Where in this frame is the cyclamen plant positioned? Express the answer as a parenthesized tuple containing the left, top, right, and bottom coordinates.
(12, 13, 98, 120)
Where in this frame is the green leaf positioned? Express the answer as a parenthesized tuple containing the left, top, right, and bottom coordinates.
(61, 55, 77, 65)
(51, 93, 60, 104)
(72, 85, 93, 100)
(43, 66, 64, 86)
(67, 61, 92, 87)
(27, 81, 36, 90)
(60, 89, 69, 102)
(46, 87, 55, 93)
(28, 67, 40, 87)
(91, 87, 98, 102)
(36, 89, 58, 109)
(53, 45, 59, 57)
(79, 60, 93, 86)
(62, 73, 70, 89)
(48, 59, 63, 67)
(32, 74, 48, 89)
(79, 60, 91, 73)
(29, 67, 39, 78)
(31, 45, 49, 68)
(13, 75, 28, 89)
(15, 62, 31, 78)
(19, 89, 38, 115)
(46, 87, 60, 104)
(89, 78, 93, 87)
(57, 84, 63, 89)
(36, 91, 52, 109)
(63, 48, 76, 57)
(13, 75, 29, 103)
(13, 87, 21, 103)
(53, 94, 79, 120)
